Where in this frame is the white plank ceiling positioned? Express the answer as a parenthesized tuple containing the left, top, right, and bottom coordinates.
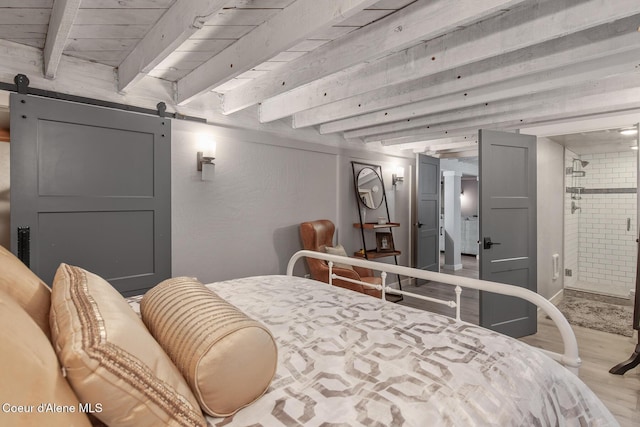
(0, 0, 639, 156)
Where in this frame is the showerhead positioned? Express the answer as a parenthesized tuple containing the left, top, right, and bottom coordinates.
(572, 158, 589, 168)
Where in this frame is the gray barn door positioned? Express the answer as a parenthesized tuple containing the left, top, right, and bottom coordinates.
(10, 94, 171, 296)
(416, 154, 440, 273)
(479, 129, 537, 338)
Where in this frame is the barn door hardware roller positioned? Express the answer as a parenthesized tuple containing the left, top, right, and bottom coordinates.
(14, 74, 30, 94)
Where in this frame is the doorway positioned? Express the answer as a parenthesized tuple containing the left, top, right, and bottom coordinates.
(438, 158, 479, 272)
(550, 127, 638, 299)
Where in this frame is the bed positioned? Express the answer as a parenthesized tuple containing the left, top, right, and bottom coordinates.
(127, 251, 617, 426)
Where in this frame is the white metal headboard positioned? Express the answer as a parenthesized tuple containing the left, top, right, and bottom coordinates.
(286, 250, 581, 375)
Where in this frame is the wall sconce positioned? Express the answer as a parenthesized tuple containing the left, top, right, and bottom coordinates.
(196, 135, 216, 173)
(197, 151, 215, 171)
(392, 166, 405, 187)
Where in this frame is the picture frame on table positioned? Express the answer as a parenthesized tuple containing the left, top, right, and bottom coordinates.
(376, 232, 394, 252)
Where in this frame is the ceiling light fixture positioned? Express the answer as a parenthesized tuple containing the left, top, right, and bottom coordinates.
(620, 128, 638, 136)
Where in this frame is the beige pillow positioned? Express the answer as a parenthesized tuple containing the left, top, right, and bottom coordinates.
(0, 289, 91, 427)
(140, 277, 278, 417)
(49, 264, 206, 427)
(324, 244, 355, 270)
(0, 245, 51, 339)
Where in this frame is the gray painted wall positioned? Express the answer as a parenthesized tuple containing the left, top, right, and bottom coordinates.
(171, 120, 414, 284)
(536, 136, 565, 299)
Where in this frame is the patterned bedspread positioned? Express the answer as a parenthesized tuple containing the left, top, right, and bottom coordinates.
(129, 275, 618, 426)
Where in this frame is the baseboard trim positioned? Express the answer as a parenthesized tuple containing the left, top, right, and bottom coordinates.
(549, 289, 564, 306)
(536, 289, 563, 316)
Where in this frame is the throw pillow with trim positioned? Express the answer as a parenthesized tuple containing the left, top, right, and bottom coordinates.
(49, 264, 206, 427)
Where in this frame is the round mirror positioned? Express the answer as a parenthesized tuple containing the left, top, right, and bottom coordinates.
(357, 167, 384, 209)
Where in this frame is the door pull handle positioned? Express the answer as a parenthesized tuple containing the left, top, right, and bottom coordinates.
(17, 226, 31, 267)
(483, 237, 501, 249)
(417, 222, 424, 228)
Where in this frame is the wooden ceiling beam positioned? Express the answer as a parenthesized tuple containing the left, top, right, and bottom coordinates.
(117, 0, 231, 93)
(389, 136, 478, 152)
(339, 51, 640, 139)
(435, 149, 479, 159)
(302, 16, 640, 130)
(43, 0, 81, 79)
(369, 81, 640, 145)
(423, 140, 478, 152)
(220, 0, 527, 114)
(176, 0, 381, 105)
(269, 0, 640, 126)
(0, 39, 350, 148)
(405, 141, 479, 155)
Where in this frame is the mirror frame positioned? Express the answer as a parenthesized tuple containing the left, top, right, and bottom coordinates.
(356, 166, 385, 209)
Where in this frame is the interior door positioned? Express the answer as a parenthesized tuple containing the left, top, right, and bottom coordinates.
(10, 93, 171, 296)
(479, 129, 537, 338)
(416, 154, 440, 273)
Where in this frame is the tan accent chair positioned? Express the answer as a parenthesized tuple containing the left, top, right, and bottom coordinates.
(300, 220, 382, 298)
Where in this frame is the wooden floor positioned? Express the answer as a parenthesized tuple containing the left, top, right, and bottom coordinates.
(522, 315, 640, 426)
(399, 255, 479, 323)
(398, 254, 640, 426)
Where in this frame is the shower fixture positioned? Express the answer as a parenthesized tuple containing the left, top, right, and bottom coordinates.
(571, 201, 581, 214)
(567, 158, 588, 200)
(574, 159, 589, 168)
(570, 186, 583, 200)
(568, 158, 589, 177)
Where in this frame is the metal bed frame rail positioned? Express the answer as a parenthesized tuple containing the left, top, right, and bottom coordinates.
(286, 250, 581, 375)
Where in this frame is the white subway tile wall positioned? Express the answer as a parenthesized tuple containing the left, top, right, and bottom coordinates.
(565, 150, 637, 297)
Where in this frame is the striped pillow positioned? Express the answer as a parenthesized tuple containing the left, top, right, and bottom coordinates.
(140, 277, 277, 417)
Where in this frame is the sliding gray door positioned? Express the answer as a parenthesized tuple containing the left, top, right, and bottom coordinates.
(10, 94, 171, 296)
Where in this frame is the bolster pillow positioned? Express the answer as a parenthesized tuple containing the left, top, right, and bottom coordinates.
(140, 277, 278, 417)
